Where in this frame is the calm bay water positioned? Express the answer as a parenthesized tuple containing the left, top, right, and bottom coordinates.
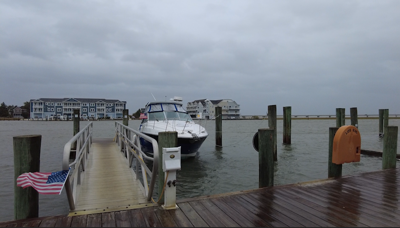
(1, 118, 399, 222)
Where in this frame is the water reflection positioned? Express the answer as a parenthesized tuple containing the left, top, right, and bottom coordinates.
(213, 148, 223, 159)
(327, 181, 361, 221)
(282, 144, 293, 152)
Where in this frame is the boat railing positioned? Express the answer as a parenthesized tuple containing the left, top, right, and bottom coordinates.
(114, 121, 159, 202)
(62, 122, 93, 211)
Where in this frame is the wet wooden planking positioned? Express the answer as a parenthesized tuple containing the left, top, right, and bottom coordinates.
(1, 168, 400, 227)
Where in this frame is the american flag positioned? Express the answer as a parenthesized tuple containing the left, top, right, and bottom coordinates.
(17, 168, 70, 195)
(140, 113, 147, 119)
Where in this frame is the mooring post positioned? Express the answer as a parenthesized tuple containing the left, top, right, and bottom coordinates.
(268, 105, 277, 161)
(123, 109, 129, 126)
(215, 106, 222, 148)
(258, 128, 274, 188)
(350, 107, 358, 128)
(71, 109, 80, 160)
(382, 126, 398, 169)
(336, 108, 345, 127)
(283, 106, 292, 145)
(158, 131, 178, 204)
(13, 135, 41, 220)
(328, 127, 342, 178)
(383, 109, 389, 135)
(379, 109, 384, 137)
(121, 109, 129, 153)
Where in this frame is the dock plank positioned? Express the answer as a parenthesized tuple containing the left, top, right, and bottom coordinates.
(177, 202, 208, 227)
(209, 197, 255, 227)
(198, 199, 240, 227)
(101, 212, 116, 227)
(140, 207, 163, 227)
(167, 208, 193, 227)
(187, 201, 225, 227)
(86, 214, 101, 227)
(129, 209, 148, 227)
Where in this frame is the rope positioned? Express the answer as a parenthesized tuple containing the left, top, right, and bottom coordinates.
(152, 171, 169, 204)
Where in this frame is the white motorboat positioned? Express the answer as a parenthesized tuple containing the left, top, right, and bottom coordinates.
(139, 96, 208, 157)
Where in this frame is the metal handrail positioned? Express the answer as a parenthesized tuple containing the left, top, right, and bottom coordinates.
(114, 121, 159, 202)
(62, 122, 93, 211)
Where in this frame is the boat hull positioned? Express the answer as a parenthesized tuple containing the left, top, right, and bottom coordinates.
(140, 133, 207, 157)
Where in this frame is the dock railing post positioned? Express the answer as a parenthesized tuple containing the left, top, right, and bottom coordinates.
(350, 107, 358, 128)
(268, 105, 277, 161)
(382, 126, 398, 169)
(215, 107, 222, 148)
(158, 132, 178, 205)
(328, 127, 342, 178)
(283, 106, 291, 145)
(13, 135, 41, 220)
(258, 128, 274, 187)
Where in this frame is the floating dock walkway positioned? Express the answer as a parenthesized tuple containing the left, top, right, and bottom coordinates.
(71, 138, 153, 213)
(2, 167, 400, 227)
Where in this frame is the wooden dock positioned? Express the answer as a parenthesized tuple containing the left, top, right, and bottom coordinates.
(1, 167, 400, 227)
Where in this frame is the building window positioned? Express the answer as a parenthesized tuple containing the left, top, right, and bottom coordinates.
(51, 108, 54, 111)
(90, 108, 95, 112)
(57, 108, 61, 112)
(83, 108, 87, 112)
(90, 103, 95, 106)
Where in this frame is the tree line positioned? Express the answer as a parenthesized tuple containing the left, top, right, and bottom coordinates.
(0, 101, 30, 118)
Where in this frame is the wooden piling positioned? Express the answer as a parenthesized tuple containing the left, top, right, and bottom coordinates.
(158, 131, 178, 204)
(350, 107, 358, 128)
(73, 109, 80, 136)
(382, 126, 398, 169)
(283, 106, 291, 145)
(383, 109, 389, 134)
(268, 105, 277, 161)
(70, 109, 80, 160)
(258, 128, 274, 188)
(336, 108, 345, 127)
(379, 109, 384, 136)
(13, 135, 41, 220)
(122, 109, 129, 153)
(215, 107, 222, 147)
(328, 127, 342, 178)
(123, 109, 129, 126)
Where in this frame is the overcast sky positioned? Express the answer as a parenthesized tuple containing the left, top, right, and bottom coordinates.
(1, 1, 399, 115)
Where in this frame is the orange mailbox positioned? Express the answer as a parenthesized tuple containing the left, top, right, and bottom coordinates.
(332, 125, 361, 164)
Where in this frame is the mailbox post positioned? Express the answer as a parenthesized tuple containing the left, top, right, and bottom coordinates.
(162, 147, 181, 210)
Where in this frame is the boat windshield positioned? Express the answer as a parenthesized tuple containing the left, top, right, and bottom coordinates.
(177, 112, 192, 121)
(148, 112, 165, 121)
(165, 112, 193, 121)
(148, 111, 193, 121)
